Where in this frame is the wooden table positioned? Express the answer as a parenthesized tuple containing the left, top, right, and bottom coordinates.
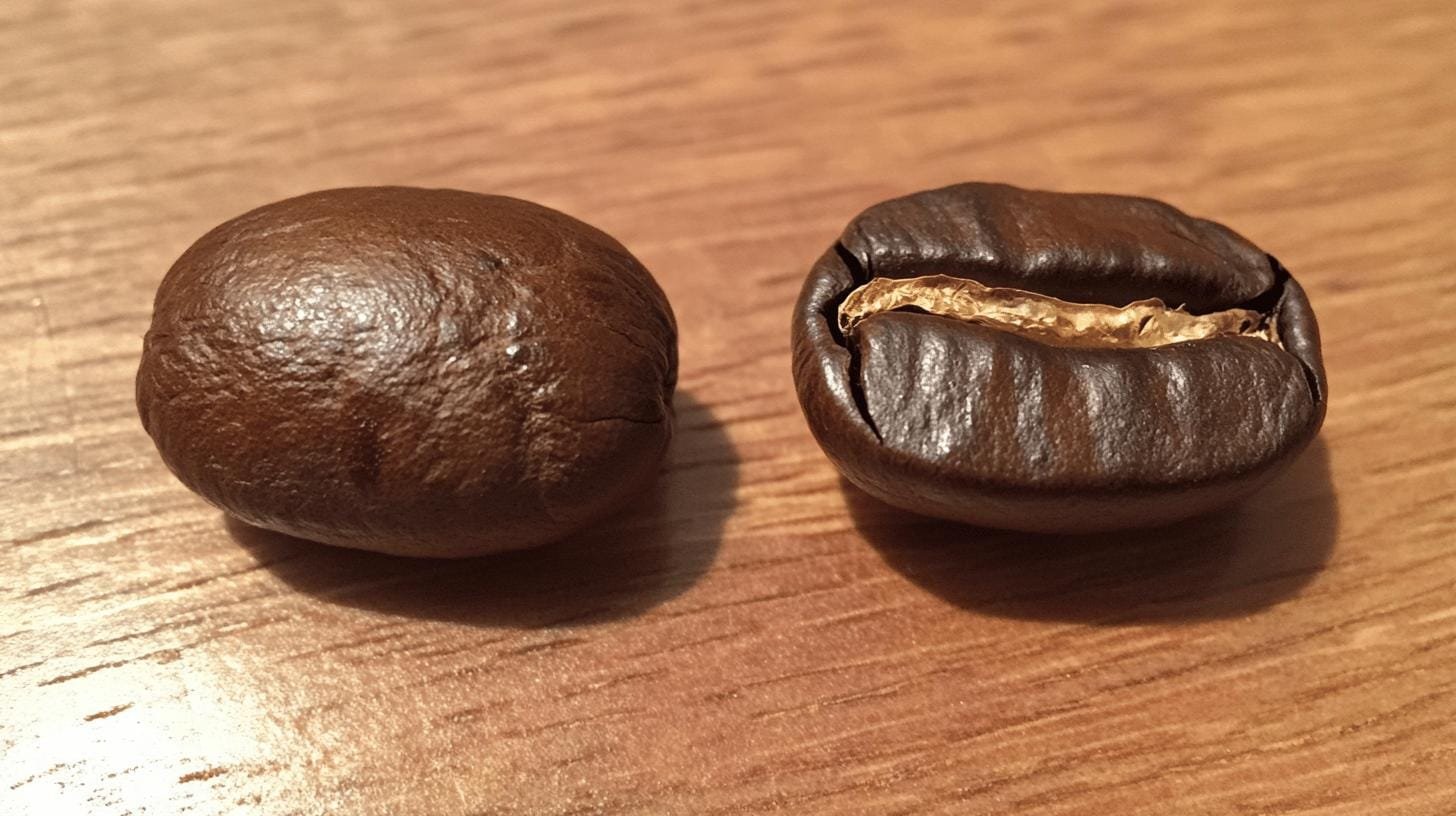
(4, 1, 1454, 813)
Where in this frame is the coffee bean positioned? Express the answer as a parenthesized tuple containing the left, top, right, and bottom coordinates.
(138, 187, 677, 557)
(792, 183, 1327, 533)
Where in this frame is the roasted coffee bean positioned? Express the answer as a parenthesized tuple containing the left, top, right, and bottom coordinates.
(138, 187, 677, 557)
(792, 183, 1327, 533)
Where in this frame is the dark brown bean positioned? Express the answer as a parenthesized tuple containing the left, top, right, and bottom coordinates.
(792, 182, 1327, 533)
(137, 187, 677, 557)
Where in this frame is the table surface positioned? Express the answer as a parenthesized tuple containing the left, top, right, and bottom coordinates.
(4, 1, 1455, 813)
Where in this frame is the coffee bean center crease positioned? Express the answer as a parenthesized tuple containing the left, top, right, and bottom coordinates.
(837, 274, 1279, 349)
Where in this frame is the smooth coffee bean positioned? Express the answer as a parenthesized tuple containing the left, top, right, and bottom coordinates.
(138, 187, 677, 557)
(792, 182, 1327, 533)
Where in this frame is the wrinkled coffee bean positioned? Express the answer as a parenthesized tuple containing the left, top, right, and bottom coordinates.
(792, 182, 1327, 533)
(138, 187, 677, 557)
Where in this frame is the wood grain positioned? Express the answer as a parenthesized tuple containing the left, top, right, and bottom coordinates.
(4, 1, 1455, 813)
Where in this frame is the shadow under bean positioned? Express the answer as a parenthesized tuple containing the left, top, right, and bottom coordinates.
(228, 390, 736, 628)
(848, 439, 1337, 624)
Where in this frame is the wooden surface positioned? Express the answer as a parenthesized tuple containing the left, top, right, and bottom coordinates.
(3, 1, 1455, 813)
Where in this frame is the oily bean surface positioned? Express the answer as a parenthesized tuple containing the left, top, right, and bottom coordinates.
(137, 187, 677, 557)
